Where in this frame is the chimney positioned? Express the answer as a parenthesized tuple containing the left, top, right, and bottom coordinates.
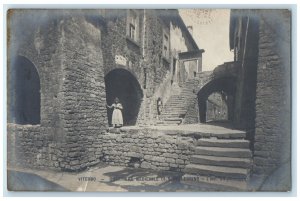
(187, 26, 193, 36)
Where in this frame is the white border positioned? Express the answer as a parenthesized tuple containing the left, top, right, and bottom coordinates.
(1, 0, 298, 200)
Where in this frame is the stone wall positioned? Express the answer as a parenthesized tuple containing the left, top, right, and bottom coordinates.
(183, 97, 199, 124)
(7, 9, 200, 172)
(8, 10, 66, 137)
(100, 10, 176, 125)
(102, 9, 143, 82)
(7, 124, 55, 169)
(7, 10, 67, 170)
(140, 10, 171, 123)
(140, 10, 200, 124)
(7, 10, 108, 171)
(253, 10, 291, 178)
(100, 128, 194, 171)
(58, 14, 107, 171)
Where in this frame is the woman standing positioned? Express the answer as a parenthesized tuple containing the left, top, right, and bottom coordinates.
(107, 97, 123, 128)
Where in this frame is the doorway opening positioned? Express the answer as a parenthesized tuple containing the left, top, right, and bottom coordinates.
(8, 56, 41, 125)
(105, 68, 143, 126)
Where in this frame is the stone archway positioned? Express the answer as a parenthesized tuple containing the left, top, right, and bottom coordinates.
(104, 68, 143, 126)
(8, 56, 41, 125)
(197, 77, 236, 124)
(206, 92, 229, 122)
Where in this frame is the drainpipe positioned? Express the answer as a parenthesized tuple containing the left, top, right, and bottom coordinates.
(142, 9, 147, 125)
(242, 16, 250, 68)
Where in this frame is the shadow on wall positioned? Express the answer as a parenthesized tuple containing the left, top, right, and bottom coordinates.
(105, 68, 143, 126)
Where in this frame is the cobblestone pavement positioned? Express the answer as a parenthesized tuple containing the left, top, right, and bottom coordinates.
(7, 163, 238, 192)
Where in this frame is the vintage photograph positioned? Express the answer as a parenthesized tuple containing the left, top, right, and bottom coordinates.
(6, 8, 291, 192)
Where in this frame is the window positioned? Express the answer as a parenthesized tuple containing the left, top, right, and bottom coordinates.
(127, 10, 139, 43)
(162, 31, 170, 60)
(129, 23, 136, 40)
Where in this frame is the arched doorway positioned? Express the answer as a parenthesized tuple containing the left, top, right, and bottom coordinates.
(8, 56, 41, 125)
(197, 77, 236, 124)
(206, 92, 228, 122)
(104, 68, 143, 126)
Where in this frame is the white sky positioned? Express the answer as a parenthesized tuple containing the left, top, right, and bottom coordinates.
(179, 9, 234, 71)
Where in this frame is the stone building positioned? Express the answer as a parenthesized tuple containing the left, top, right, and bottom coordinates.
(7, 9, 203, 171)
(229, 9, 291, 189)
(7, 9, 291, 191)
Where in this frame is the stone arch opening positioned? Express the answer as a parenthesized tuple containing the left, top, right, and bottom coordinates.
(8, 56, 41, 125)
(104, 68, 143, 126)
(197, 77, 236, 124)
(206, 92, 228, 122)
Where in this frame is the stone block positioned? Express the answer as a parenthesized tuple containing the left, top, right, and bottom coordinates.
(166, 158, 175, 163)
(176, 159, 185, 165)
(147, 139, 154, 144)
(141, 161, 151, 169)
(152, 156, 164, 163)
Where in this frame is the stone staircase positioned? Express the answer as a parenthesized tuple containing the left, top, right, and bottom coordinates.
(183, 135, 252, 190)
(157, 79, 199, 125)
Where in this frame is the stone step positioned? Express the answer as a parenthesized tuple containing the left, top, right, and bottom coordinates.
(162, 107, 185, 109)
(156, 120, 182, 125)
(161, 110, 186, 113)
(190, 155, 251, 168)
(161, 116, 182, 123)
(169, 96, 184, 98)
(196, 138, 250, 149)
(163, 107, 187, 110)
(161, 115, 185, 119)
(178, 93, 194, 96)
(161, 112, 181, 115)
(168, 100, 192, 103)
(156, 122, 181, 126)
(168, 98, 185, 100)
(162, 110, 186, 113)
(181, 130, 246, 139)
(162, 110, 186, 115)
(163, 108, 186, 111)
(180, 91, 195, 94)
(184, 164, 249, 180)
(166, 100, 182, 102)
(161, 115, 184, 118)
(171, 100, 192, 103)
(163, 109, 186, 112)
(164, 104, 186, 107)
(164, 103, 185, 106)
(194, 147, 252, 158)
(165, 105, 185, 107)
(163, 117, 183, 121)
(182, 85, 195, 88)
(168, 100, 187, 103)
(181, 89, 194, 91)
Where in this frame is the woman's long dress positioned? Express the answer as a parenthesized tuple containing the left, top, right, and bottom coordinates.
(112, 103, 123, 126)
